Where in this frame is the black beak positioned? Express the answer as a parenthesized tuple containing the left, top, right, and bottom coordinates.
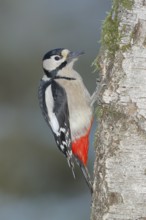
(67, 50, 85, 62)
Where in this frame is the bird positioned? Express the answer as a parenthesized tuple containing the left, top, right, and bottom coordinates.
(38, 48, 96, 193)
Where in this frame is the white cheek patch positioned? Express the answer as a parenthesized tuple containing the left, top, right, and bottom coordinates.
(43, 56, 66, 72)
(43, 59, 54, 71)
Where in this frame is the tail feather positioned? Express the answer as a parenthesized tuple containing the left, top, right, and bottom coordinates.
(80, 164, 93, 194)
(66, 151, 76, 179)
(75, 157, 93, 194)
(66, 152, 93, 194)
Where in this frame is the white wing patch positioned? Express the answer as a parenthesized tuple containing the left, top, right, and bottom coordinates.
(60, 144, 65, 151)
(45, 85, 60, 136)
(49, 113, 60, 136)
(60, 128, 66, 132)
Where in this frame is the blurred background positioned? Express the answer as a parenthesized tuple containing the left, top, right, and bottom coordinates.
(0, 0, 111, 219)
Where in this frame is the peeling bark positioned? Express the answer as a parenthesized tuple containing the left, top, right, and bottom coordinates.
(91, 0, 146, 219)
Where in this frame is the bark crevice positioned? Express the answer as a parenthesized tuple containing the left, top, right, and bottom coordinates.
(91, 0, 146, 219)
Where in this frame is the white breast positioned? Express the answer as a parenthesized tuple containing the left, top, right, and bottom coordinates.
(56, 69, 93, 141)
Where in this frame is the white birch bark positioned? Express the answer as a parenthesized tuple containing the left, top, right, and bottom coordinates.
(91, 0, 146, 219)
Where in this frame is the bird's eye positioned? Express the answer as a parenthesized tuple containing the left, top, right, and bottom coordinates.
(54, 56, 61, 61)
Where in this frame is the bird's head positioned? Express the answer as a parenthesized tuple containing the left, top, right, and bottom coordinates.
(42, 48, 84, 75)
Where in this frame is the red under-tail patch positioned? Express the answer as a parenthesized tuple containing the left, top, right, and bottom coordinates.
(72, 122, 92, 165)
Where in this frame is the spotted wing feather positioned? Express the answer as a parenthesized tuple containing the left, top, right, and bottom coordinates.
(38, 79, 75, 176)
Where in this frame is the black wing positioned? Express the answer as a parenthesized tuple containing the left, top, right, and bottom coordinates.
(38, 79, 75, 177)
(38, 79, 51, 125)
(51, 81, 71, 153)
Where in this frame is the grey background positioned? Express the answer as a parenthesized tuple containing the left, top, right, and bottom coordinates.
(0, 0, 111, 219)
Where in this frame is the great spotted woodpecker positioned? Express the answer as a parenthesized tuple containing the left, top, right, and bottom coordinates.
(38, 48, 96, 193)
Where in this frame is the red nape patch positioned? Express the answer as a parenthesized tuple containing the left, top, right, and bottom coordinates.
(72, 125, 92, 165)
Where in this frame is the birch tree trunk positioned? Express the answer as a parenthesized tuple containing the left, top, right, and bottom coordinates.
(91, 0, 146, 219)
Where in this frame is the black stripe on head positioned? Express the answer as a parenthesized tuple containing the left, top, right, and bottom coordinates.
(43, 48, 68, 78)
(43, 61, 67, 78)
(43, 48, 65, 61)
(57, 60, 67, 70)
